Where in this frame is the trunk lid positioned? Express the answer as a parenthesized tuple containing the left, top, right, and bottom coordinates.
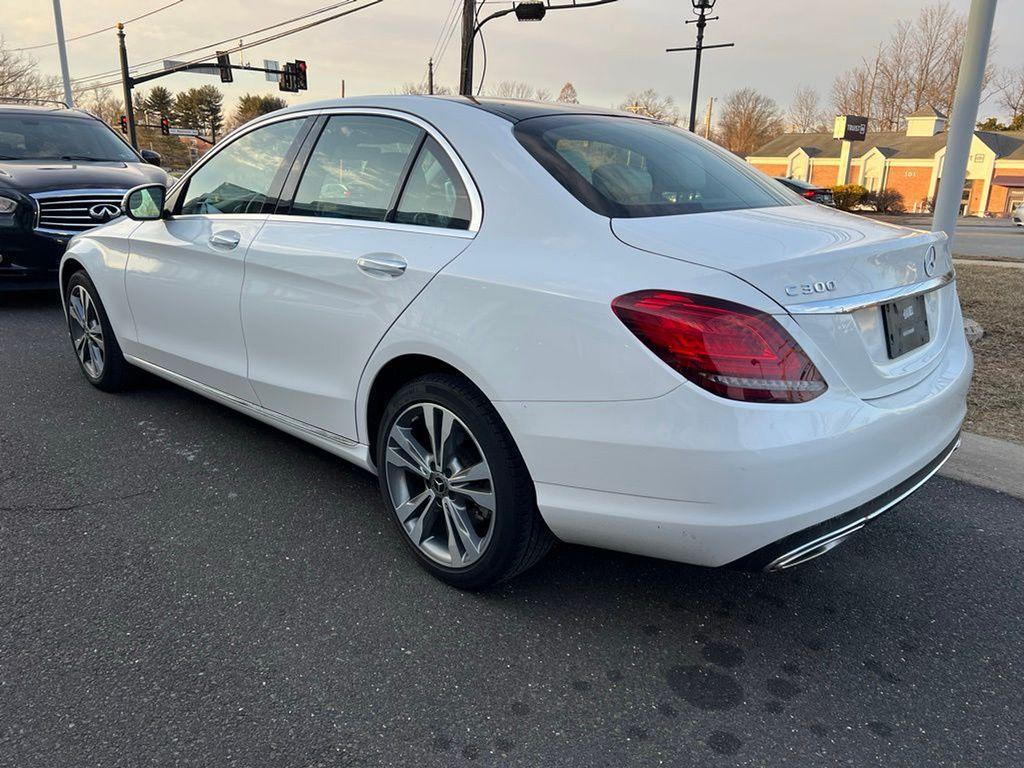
(611, 204, 958, 400)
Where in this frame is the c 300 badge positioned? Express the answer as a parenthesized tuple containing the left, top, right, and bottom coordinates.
(785, 280, 837, 297)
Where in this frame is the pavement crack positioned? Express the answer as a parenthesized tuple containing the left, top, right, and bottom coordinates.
(0, 488, 159, 513)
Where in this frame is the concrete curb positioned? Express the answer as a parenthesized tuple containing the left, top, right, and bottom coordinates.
(940, 432, 1024, 499)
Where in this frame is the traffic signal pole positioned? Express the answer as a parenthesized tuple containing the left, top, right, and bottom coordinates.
(51, 0, 75, 107)
(117, 23, 138, 148)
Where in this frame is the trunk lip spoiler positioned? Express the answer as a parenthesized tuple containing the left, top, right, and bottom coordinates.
(785, 270, 954, 315)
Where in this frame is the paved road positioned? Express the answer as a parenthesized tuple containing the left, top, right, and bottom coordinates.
(2, 292, 1022, 768)
(869, 215, 1024, 262)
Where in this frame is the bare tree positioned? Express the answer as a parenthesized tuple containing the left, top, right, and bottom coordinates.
(398, 81, 454, 96)
(788, 85, 829, 132)
(619, 89, 680, 123)
(0, 39, 63, 103)
(997, 65, 1024, 124)
(489, 80, 536, 100)
(557, 82, 579, 104)
(717, 87, 784, 157)
(831, 2, 993, 131)
(534, 87, 553, 102)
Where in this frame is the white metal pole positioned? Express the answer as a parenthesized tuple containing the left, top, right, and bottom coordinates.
(51, 0, 74, 107)
(932, 0, 997, 242)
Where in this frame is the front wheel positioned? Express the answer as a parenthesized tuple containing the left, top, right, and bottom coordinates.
(376, 373, 553, 589)
(65, 270, 133, 392)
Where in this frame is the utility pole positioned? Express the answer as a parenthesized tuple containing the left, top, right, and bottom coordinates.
(703, 96, 714, 139)
(459, 0, 476, 96)
(117, 24, 137, 148)
(667, 0, 733, 133)
(51, 0, 74, 107)
(932, 0, 997, 243)
(428, 58, 435, 95)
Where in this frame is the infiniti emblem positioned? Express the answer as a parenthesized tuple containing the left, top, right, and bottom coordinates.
(924, 246, 939, 277)
(88, 203, 121, 222)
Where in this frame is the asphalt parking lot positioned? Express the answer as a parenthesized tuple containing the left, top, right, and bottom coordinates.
(870, 215, 1024, 262)
(3, 292, 1023, 768)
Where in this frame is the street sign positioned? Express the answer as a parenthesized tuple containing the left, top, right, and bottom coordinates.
(264, 59, 279, 83)
(833, 115, 868, 142)
(162, 59, 218, 76)
(168, 127, 199, 137)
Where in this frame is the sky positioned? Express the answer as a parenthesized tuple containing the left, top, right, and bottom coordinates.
(2, 0, 1022, 123)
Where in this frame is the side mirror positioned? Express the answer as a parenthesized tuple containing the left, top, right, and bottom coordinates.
(122, 184, 167, 221)
(140, 149, 162, 166)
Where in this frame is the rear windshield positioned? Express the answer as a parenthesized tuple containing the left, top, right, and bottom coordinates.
(515, 114, 790, 218)
(0, 114, 138, 162)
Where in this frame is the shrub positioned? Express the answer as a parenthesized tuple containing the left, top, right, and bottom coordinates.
(831, 184, 869, 211)
(867, 188, 906, 213)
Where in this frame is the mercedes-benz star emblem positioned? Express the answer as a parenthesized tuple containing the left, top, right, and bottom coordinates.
(924, 245, 938, 277)
(88, 203, 121, 222)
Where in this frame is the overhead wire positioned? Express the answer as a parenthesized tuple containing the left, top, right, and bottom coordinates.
(11, 0, 187, 52)
(73, 0, 366, 87)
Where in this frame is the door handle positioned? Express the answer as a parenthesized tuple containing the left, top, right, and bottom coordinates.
(356, 254, 407, 278)
(209, 230, 241, 250)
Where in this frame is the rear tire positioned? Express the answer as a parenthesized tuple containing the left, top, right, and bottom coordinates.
(65, 270, 133, 392)
(376, 373, 553, 589)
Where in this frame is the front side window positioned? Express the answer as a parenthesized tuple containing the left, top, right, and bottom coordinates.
(292, 116, 422, 222)
(515, 115, 790, 218)
(394, 137, 471, 230)
(180, 119, 303, 215)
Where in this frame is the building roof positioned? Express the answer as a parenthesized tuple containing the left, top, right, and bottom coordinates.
(907, 106, 947, 119)
(750, 129, 1024, 161)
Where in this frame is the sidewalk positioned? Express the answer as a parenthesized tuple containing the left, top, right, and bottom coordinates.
(940, 432, 1024, 499)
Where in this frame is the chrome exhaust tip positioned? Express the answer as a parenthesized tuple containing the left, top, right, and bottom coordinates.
(764, 523, 865, 572)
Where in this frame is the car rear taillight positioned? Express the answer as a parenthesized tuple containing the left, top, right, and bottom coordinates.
(611, 291, 826, 403)
(803, 190, 818, 199)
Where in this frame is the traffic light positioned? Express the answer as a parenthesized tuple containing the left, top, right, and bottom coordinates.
(160, 116, 170, 136)
(119, 115, 128, 135)
(294, 60, 307, 91)
(278, 62, 298, 93)
(216, 51, 233, 83)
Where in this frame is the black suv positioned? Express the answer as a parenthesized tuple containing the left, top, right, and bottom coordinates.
(0, 101, 169, 290)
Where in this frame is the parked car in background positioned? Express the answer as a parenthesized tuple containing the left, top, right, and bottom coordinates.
(60, 97, 969, 588)
(0, 100, 168, 290)
(1013, 202, 1023, 227)
(774, 176, 836, 206)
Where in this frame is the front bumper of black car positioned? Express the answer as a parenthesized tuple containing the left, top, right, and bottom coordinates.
(0, 226, 72, 291)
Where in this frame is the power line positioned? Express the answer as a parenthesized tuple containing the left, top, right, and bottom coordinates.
(73, 0, 363, 86)
(11, 1, 187, 52)
(83, 0, 383, 91)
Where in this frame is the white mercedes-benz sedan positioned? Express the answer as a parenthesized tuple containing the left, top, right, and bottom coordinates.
(60, 96, 971, 587)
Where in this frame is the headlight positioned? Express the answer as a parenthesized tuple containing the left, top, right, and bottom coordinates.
(0, 195, 17, 214)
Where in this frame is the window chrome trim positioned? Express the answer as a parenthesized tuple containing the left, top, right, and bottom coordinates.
(262, 212, 475, 240)
(785, 270, 954, 315)
(167, 106, 482, 234)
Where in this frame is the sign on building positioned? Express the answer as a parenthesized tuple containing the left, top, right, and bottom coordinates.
(833, 115, 868, 142)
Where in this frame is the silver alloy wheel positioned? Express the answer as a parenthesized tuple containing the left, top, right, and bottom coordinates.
(68, 284, 105, 379)
(384, 403, 496, 568)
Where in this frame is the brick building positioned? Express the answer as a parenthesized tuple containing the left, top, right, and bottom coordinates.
(746, 108, 1024, 217)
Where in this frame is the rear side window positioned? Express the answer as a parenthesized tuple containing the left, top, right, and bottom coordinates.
(292, 115, 422, 222)
(394, 137, 471, 230)
(515, 115, 789, 218)
(180, 119, 303, 215)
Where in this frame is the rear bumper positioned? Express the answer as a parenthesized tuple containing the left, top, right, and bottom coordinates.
(727, 432, 960, 571)
(495, 327, 972, 568)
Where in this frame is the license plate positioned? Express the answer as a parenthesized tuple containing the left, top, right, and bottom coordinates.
(881, 295, 929, 358)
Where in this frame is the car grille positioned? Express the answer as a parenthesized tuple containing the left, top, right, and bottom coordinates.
(32, 190, 127, 235)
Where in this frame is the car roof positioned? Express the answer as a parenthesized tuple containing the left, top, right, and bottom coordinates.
(0, 103, 96, 119)
(269, 94, 636, 124)
(441, 97, 625, 123)
(775, 177, 819, 190)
